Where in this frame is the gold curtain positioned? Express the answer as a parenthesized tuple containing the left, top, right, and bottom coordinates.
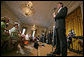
(66, 7, 83, 36)
(66, 7, 83, 51)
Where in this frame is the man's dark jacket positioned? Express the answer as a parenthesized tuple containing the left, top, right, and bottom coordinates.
(55, 7, 68, 29)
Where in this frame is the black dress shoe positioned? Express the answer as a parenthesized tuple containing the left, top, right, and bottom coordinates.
(53, 51, 60, 55)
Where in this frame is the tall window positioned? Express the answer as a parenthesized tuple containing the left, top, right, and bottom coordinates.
(22, 27, 27, 35)
(22, 28, 26, 35)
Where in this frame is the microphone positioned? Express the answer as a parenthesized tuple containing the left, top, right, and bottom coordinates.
(53, 8, 57, 11)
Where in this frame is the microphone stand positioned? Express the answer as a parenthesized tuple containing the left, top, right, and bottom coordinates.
(51, 9, 57, 54)
(52, 26, 55, 53)
(47, 8, 56, 56)
(52, 8, 56, 52)
(47, 25, 55, 56)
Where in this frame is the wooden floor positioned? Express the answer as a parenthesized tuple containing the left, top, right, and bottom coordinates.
(1, 42, 83, 56)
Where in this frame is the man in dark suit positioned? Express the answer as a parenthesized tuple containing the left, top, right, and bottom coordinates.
(53, 2, 68, 56)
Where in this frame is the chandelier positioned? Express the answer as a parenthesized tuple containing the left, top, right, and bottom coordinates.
(22, 1, 34, 16)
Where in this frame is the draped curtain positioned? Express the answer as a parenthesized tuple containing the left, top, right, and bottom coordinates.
(66, 7, 83, 36)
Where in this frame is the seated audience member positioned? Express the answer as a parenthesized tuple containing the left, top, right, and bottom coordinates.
(29, 34, 33, 42)
(1, 17, 10, 51)
(9, 22, 21, 50)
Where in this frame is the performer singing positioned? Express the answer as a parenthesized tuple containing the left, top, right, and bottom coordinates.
(52, 2, 68, 56)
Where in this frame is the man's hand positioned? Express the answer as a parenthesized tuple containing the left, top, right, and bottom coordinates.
(53, 12, 56, 18)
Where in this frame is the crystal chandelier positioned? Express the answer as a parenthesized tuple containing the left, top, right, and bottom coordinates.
(22, 1, 34, 16)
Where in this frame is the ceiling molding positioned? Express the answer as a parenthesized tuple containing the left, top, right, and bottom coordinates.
(2, 1, 83, 28)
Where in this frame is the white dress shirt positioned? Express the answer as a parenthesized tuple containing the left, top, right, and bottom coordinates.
(57, 7, 63, 13)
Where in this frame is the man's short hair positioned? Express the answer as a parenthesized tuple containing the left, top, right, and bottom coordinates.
(58, 2, 63, 7)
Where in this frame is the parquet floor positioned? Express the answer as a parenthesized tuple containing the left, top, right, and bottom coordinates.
(1, 42, 83, 56)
